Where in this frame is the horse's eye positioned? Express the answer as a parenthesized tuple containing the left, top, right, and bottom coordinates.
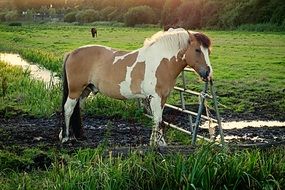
(195, 49, 201, 53)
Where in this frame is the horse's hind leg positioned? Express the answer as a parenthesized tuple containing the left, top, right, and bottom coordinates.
(61, 97, 78, 143)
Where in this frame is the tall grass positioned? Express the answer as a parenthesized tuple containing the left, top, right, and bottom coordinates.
(1, 145, 284, 189)
(0, 61, 61, 117)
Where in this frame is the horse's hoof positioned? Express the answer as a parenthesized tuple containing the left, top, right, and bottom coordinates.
(158, 141, 167, 147)
(61, 137, 70, 143)
(59, 130, 63, 141)
(149, 140, 167, 147)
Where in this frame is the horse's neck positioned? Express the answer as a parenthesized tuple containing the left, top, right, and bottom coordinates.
(169, 56, 187, 79)
(142, 43, 187, 79)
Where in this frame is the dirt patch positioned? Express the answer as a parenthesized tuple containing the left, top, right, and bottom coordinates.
(0, 115, 151, 151)
(0, 110, 285, 151)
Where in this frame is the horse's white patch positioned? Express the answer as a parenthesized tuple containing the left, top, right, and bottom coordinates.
(119, 49, 146, 98)
(119, 62, 141, 98)
(200, 45, 212, 79)
(113, 50, 137, 64)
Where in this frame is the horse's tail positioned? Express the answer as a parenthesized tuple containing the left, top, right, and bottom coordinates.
(62, 53, 83, 139)
(62, 54, 69, 117)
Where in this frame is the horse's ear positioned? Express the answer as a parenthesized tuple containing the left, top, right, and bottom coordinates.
(193, 32, 211, 48)
(188, 32, 195, 44)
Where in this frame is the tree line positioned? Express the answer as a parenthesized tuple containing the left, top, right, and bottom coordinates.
(1, 0, 284, 29)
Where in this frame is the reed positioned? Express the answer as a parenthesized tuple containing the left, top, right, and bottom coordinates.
(1, 145, 284, 189)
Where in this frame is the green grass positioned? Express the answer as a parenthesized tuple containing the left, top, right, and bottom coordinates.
(0, 22, 284, 119)
(0, 145, 284, 189)
(0, 23, 285, 189)
(0, 61, 61, 117)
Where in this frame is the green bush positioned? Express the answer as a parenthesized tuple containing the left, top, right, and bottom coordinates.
(0, 12, 6, 21)
(8, 22, 22, 26)
(64, 11, 77, 23)
(124, 6, 157, 27)
(177, 1, 202, 29)
(4, 10, 18, 21)
(100, 6, 116, 21)
(76, 9, 101, 23)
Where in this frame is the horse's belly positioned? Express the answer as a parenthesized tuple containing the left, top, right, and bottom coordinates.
(97, 83, 126, 100)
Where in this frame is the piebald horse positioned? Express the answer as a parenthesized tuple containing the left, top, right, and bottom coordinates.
(59, 28, 212, 146)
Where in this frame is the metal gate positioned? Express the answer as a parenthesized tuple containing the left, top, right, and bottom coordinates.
(139, 68, 225, 145)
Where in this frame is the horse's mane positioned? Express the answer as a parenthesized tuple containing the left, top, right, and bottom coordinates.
(143, 28, 189, 50)
(143, 28, 211, 50)
(193, 32, 211, 49)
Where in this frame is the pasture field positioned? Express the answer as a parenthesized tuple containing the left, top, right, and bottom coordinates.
(0, 22, 285, 189)
(0, 22, 284, 119)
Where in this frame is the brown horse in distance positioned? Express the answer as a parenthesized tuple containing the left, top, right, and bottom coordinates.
(91, 27, 97, 38)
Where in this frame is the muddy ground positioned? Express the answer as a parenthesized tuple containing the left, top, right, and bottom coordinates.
(1, 107, 285, 151)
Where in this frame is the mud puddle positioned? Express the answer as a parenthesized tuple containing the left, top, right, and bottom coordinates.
(0, 115, 151, 151)
(1, 113, 285, 151)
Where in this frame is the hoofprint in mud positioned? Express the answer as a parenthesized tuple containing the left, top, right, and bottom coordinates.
(0, 115, 285, 150)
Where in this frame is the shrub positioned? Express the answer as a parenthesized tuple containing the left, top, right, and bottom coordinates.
(0, 12, 6, 21)
(4, 10, 18, 21)
(64, 11, 77, 23)
(8, 22, 22, 26)
(100, 6, 116, 21)
(108, 9, 124, 22)
(176, 1, 202, 29)
(124, 6, 157, 27)
(76, 9, 101, 23)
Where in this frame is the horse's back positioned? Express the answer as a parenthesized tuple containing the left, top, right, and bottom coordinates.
(65, 45, 114, 98)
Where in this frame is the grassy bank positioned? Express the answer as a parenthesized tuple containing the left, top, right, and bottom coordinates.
(0, 145, 284, 190)
(0, 61, 60, 117)
(0, 22, 284, 119)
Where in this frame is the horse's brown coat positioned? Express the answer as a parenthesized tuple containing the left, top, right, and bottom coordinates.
(155, 53, 187, 106)
(66, 46, 141, 99)
(130, 62, 146, 95)
(65, 31, 211, 100)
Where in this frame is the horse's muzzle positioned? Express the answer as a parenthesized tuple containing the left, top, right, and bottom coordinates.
(199, 69, 210, 81)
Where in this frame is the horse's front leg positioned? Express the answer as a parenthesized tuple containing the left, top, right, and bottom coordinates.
(149, 95, 167, 146)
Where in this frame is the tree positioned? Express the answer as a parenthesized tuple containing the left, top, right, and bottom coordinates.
(161, 0, 182, 27)
(124, 5, 157, 27)
(4, 10, 18, 21)
(64, 11, 77, 22)
(76, 9, 101, 23)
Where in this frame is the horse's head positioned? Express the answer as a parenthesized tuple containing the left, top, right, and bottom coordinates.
(184, 32, 212, 81)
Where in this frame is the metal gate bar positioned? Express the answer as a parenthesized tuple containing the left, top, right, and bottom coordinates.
(139, 68, 225, 146)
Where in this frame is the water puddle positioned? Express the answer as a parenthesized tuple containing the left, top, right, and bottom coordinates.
(221, 120, 285, 129)
(0, 53, 60, 86)
(223, 135, 266, 142)
(201, 120, 285, 129)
